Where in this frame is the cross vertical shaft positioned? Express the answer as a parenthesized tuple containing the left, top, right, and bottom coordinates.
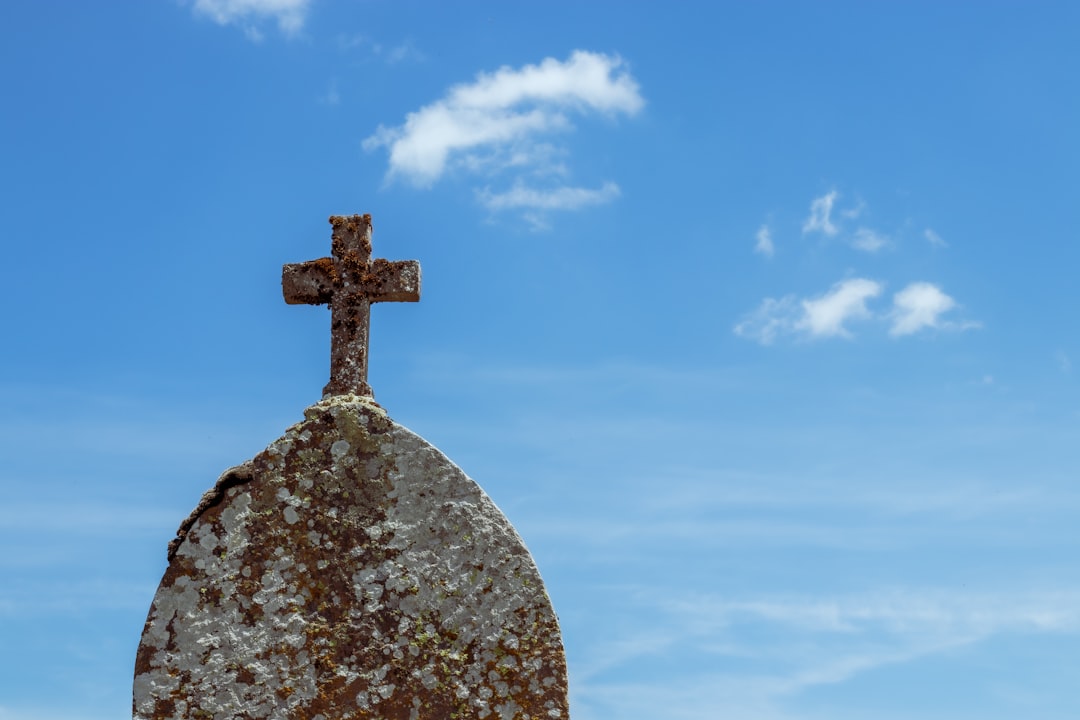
(282, 214, 421, 398)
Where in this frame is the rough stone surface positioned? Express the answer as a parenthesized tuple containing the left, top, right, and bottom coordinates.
(134, 396, 569, 719)
(282, 214, 421, 398)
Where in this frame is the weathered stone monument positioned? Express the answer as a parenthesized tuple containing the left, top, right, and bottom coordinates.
(134, 215, 569, 719)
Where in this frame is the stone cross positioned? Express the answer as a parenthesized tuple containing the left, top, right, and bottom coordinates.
(282, 214, 420, 397)
(134, 215, 570, 719)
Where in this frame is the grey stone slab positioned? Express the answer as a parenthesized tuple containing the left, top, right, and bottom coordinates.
(134, 395, 569, 720)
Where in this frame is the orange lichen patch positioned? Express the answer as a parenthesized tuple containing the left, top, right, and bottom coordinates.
(311, 256, 339, 284)
(340, 251, 368, 276)
(363, 258, 393, 285)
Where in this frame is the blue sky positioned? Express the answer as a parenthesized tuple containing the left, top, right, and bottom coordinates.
(2, 2, 1079, 718)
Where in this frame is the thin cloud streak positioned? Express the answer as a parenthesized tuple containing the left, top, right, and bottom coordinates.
(192, 0, 311, 38)
(755, 224, 775, 257)
(477, 181, 619, 211)
(1056, 351, 1072, 373)
(571, 587, 1080, 720)
(852, 227, 889, 252)
(925, 228, 948, 247)
(802, 190, 839, 236)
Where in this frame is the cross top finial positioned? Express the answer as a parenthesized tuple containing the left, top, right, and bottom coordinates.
(282, 214, 421, 398)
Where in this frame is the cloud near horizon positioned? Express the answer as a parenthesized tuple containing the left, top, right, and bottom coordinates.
(363, 50, 643, 225)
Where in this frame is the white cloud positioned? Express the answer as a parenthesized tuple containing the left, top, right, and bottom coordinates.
(840, 198, 865, 220)
(889, 282, 959, 336)
(477, 181, 619, 212)
(384, 40, 424, 65)
(739, 189, 982, 344)
(733, 296, 799, 345)
(802, 191, 839, 236)
(336, 34, 424, 64)
(1056, 351, 1072, 373)
(365, 50, 642, 186)
(851, 227, 889, 252)
(192, 0, 310, 37)
(798, 278, 883, 338)
(460, 142, 569, 177)
(320, 80, 340, 106)
(735, 279, 977, 344)
(734, 279, 883, 344)
(478, 181, 621, 231)
(363, 51, 642, 225)
(574, 587, 1080, 720)
(754, 224, 775, 257)
(924, 227, 948, 247)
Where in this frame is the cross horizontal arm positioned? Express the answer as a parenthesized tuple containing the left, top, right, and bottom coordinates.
(282, 214, 421, 398)
(367, 259, 421, 303)
(282, 259, 336, 305)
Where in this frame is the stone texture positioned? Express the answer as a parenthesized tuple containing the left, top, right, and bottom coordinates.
(134, 395, 569, 720)
(282, 214, 421, 398)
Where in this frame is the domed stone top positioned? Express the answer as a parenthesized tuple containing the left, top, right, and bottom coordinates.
(134, 395, 569, 720)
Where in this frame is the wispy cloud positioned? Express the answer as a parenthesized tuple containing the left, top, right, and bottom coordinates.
(755, 224, 775, 258)
(477, 181, 620, 230)
(191, 0, 311, 39)
(384, 39, 424, 64)
(739, 187, 980, 345)
(851, 227, 889, 253)
(736, 278, 978, 344)
(924, 227, 948, 247)
(363, 50, 643, 225)
(799, 278, 883, 338)
(889, 281, 970, 336)
(802, 190, 839, 236)
(320, 80, 340, 106)
(799, 191, 894, 253)
(734, 279, 881, 343)
(733, 296, 800, 345)
(572, 587, 1080, 720)
(1056, 350, 1072, 373)
(477, 181, 619, 212)
(676, 590, 1080, 637)
(337, 34, 425, 64)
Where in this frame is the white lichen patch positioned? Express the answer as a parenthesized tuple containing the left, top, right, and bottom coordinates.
(134, 395, 568, 720)
(330, 439, 351, 459)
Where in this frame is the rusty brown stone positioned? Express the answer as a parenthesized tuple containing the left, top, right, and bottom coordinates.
(134, 396, 570, 720)
(283, 215, 420, 398)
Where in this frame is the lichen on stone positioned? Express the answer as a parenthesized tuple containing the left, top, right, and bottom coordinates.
(134, 395, 569, 719)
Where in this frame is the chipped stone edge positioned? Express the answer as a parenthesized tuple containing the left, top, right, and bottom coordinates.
(166, 395, 388, 563)
(166, 461, 255, 562)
